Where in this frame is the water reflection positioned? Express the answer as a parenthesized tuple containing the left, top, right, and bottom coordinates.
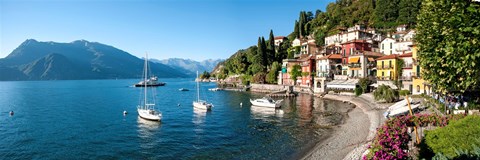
(193, 108, 208, 125)
(137, 116, 161, 137)
(250, 105, 284, 119)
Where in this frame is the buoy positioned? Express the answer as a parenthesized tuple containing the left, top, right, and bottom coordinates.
(240, 102, 243, 106)
(123, 111, 128, 115)
(9, 111, 14, 116)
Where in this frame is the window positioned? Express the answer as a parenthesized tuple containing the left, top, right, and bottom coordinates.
(382, 71, 384, 76)
(343, 49, 346, 56)
(416, 85, 420, 92)
(382, 61, 384, 68)
(316, 82, 321, 88)
(390, 42, 392, 49)
(390, 50, 392, 55)
(350, 48, 353, 55)
(389, 60, 392, 68)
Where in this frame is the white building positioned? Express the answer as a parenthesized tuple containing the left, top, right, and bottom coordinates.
(291, 38, 303, 47)
(380, 38, 396, 55)
(274, 36, 286, 46)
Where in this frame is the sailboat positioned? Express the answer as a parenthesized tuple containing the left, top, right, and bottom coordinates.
(193, 71, 213, 110)
(137, 53, 162, 121)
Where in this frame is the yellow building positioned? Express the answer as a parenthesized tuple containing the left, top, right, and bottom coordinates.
(376, 54, 399, 81)
(411, 45, 433, 95)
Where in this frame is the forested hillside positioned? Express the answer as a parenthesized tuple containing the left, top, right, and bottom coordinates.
(213, 0, 422, 84)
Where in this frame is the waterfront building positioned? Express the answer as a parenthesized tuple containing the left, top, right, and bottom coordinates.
(278, 59, 301, 86)
(380, 37, 395, 55)
(314, 54, 342, 93)
(376, 54, 399, 89)
(299, 55, 316, 87)
(347, 50, 384, 78)
(399, 52, 413, 93)
(340, 39, 373, 75)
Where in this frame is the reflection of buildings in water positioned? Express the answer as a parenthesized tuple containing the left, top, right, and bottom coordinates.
(296, 94, 313, 123)
(137, 116, 161, 149)
(250, 105, 284, 118)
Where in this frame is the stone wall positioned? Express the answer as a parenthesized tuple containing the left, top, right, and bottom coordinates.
(250, 84, 291, 93)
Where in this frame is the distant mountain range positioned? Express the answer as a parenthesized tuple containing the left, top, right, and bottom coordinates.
(0, 39, 192, 80)
(151, 58, 223, 77)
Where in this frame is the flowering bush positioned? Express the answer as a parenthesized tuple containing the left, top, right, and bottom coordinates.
(364, 114, 466, 160)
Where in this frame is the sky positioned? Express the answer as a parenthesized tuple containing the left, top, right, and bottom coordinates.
(0, 0, 333, 61)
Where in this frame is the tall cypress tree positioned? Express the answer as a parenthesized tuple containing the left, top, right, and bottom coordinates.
(261, 37, 267, 68)
(293, 20, 299, 38)
(268, 30, 276, 64)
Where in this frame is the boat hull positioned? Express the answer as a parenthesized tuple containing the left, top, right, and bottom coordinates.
(250, 100, 282, 108)
(193, 101, 212, 110)
(134, 83, 165, 87)
(137, 108, 162, 121)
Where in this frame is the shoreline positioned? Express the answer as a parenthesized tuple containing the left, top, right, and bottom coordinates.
(302, 94, 386, 160)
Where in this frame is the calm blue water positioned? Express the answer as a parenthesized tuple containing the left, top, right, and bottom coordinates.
(0, 79, 352, 159)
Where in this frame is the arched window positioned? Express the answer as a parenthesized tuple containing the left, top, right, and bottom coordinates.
(416, 85, 420, 93)
(316, 82, 321, 88)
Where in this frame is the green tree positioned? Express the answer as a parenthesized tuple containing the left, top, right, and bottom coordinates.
(358, 77, 372, 93)
(372, 0, 400, 29)
(261, 37, 268, 67)
(395, 59, 404, 88)
(267, 30, 276, 64)
(373, 84, 399, 103)
(293, 20, 299, 38)
(290, 64, 302, 85)
(266, 62, 281, 84)
(415, 0, 480, 94)
(397, 0, 422, 27)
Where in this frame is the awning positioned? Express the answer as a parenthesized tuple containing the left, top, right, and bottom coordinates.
(349, 57, 360, 63)
(368, 58, 375, 62)
(326, 79, 359, 90)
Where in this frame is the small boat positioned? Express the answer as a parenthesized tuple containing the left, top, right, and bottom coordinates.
(134, 76, 166, 87)
(137, 53, 162, 121)
(179, 88, 189, 91)
(384, 97, 420, 118)
(250, 97, 283, 108)
(193, 71, 213, 110)
(208, 87, 223, 91)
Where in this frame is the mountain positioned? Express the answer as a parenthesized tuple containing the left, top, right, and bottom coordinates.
(152, 58, 223, 77)
(0, 39, 188, 80)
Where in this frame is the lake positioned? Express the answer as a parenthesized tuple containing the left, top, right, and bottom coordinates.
(0, 79, 353, 159)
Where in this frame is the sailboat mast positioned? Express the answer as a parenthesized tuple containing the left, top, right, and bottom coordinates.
(144, 53, 148, 107)
(197, 71, 200, 102)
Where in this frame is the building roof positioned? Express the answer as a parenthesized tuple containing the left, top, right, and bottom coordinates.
(274, 36, 286, 40)
(318, 54, 342, 60)
(399, 52, 413, 57)
(362, 51, 384, 57)
(377, 54, 399, 60)
(340, 39, 369, 45)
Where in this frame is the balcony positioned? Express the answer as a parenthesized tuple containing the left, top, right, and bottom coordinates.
(403, 63, 413, 68)
(377, 65, 393, 69)
(377, 76, 392, 81)
(400, 76, 412, 81)
(348, 63, 362, 68)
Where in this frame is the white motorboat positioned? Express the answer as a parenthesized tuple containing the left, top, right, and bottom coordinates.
(179, 88, 189, 91)
(193, 71, 213, 110)
(250, 97, 283, 108)
(137, 53, 162, 121)
(208, 87, 223, 91)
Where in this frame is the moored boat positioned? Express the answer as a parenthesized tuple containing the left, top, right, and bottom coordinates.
(137, 53, 162, 121)
(250, 97, 283, 108)
(134, 76, 166, 87)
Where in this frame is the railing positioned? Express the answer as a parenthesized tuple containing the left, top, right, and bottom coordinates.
(403, 63, 413, 68)
(377, 76, 392, 81)
(348, 63, 362, 68)
(400, 76, 412, 81)
(377, 65, 393, 69)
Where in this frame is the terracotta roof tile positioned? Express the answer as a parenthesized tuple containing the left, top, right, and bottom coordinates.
(399, 52, 413, 57)
(377, 54, 398, 60)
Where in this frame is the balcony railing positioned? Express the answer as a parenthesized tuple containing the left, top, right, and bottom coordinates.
(403, 63, 413, 68)
(377, 65, 393, 69)
(377, 76, 392, 81)
(348, 63, 362, 68)
(400, 76, 412, 81)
